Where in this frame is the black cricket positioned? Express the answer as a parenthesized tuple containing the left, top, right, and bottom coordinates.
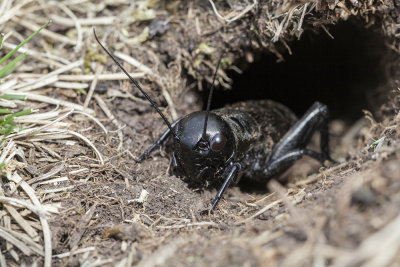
(94, 30, 333, 212)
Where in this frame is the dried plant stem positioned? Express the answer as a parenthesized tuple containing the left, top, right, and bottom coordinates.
(1, 91, 91, 113)
(67, 130, 104, 165)
(13, 72, 145, 81)
(235, 199, 282, 225)
(50, 15, 116, 26)
(12, 60, 83, 91)
(8, 109, 74, 140)
(114, 51, 178, 120)
(10, 173, 52, 267)
(209, 0, 258, 24)
(51, 1, 83, 52)
(0, 228, 34, 256)
(13, 17, 76, 45)
(53, 246, 96, 258)
(84, 65, 103, 108)
(0, 0, 33, 24)
(74, 111, 108, 135)
(94, 94, 123, 151)
(2, 42, 67, 68)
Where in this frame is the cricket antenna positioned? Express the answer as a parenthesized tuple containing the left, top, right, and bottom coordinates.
(202, 54, 224, 140)
(93, 28, 178, 139)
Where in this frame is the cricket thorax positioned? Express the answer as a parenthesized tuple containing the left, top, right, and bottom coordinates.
(211, 108, 260, 160)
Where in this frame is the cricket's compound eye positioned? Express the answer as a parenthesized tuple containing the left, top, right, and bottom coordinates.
(210, 133, 227, 152)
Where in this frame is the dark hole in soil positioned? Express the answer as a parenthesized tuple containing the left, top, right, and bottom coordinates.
(209, 20, 390, 123)
(203, 20, 393, 193)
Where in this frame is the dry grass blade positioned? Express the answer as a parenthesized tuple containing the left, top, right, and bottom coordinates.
(9, 173, 53, 267)
(209, 0, 258, 24)
(11, 60, 83, 91)
(137, 239, 187, 267)
(334, 213, 400, 267)
(0, 79, 17, 91)
(0, 140, 15, 163)
(66, 130, 104, 165)
(94, 94, 123, 151)
(50, 1, 83, 52)
(160, 86, 178, 120)
(53, 247, 96, 258)
(28, 163, 64, 185)
(0, 226, 44, 256)
(156, 221, 217, 229)
(295, 161, 350, 186)
(114, 51, 154, 75)
(84, 65, 103, 108)
(74, 111, 108, 135)
(8, 109, 74, 140)
(235, 199, 282, 225)
(68, 204, 97, 249)
(113, 51, 178, 120)
(16, 76, 58, 92)
(0, 228, 34, 256)
(13, 72, 146, 81)
(2, 204, 38, 238)
(50, 15, 116, 26)
(0, 196, 48, 218)
(37, 176, 68, 185)
(13, 17, 76, 45)
(0, 98, 18, 109)
(0, 250, 6, 267)
(0, 0, 32, 24)
(13, 110, 61, 121)
(33, 142, 62, 159)
(53, 81, 88, 89)
(40, 185, 74, 194)
(2, 42, 68, 67)
(0, 91, 91, 112)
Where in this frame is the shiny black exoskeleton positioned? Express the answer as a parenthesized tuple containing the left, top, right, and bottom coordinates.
(94, 30, 333, 212)
(138, 100, 332, 211)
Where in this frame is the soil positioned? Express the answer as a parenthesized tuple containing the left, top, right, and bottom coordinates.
(1, 0, 400, 266)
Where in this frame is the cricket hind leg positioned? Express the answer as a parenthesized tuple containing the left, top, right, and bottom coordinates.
(263, 102, 333, 177)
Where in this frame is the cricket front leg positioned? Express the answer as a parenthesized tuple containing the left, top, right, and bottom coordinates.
(136, 118, 181, 163)
(209, 162, 241, 213)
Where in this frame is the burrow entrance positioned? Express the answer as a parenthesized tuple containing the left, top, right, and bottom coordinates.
(210, 20, 392, 123)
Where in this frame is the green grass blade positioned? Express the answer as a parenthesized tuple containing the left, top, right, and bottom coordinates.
(0, 33, 4, 49)
(0, 109, 10, 114)
(9, 108, 31, 118)
(0, 94, 26, 100)
(0, 116, 14, 126)
(0, 124, 15, 145)
(0, 108, 31, 126)
(0, 126, 14, 134)
(0, 53, 26, 79)
(0, 21, 49, 65)
(0, 109, 31, 145)
(0, 124, 15, 134)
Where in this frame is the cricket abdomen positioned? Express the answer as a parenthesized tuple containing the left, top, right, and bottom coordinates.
(215, 100, 298, 182)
